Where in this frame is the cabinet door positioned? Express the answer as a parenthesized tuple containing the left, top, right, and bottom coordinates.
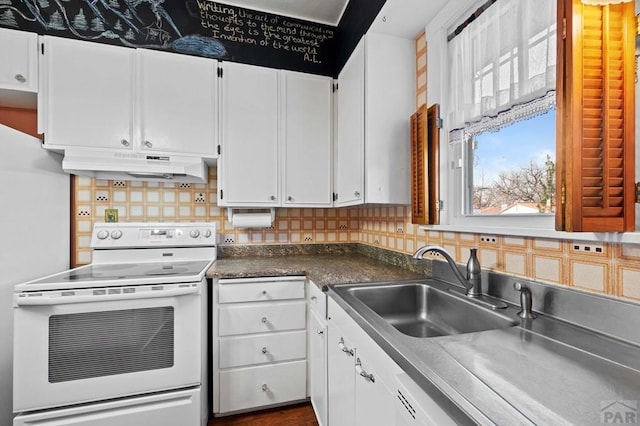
(281, 71, 332, 207)
(137, 49, 217, 157)
(364, 33, 413, 204)
(41, 36, 134, 150)
(354, 355, 396, 426)
(219, 61, 279, 206)
(335, 38, 365, 207)
(0, 28, 37, 108)
(327, 322, 356, 426)
(308, 310, 328, 426)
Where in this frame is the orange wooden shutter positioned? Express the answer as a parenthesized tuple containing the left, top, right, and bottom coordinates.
(411, 105, 428, 224)
(556, 0, 635, 232)
(410, 104, 440, 225)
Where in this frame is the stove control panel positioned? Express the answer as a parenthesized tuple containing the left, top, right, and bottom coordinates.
(91, 222, 217, 249)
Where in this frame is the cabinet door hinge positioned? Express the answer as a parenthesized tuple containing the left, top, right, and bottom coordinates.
(436, 200, 444, 211)
(220, 189, 223, 199)
(217, 145, 221, 155)
(561, 183, 566, 205)
(41, 42, 44, 55)
(436, 117, 443, 129)
(217, 67, 223, 78)
(332, 83, 338, 92)
(332, 192, 338, 202)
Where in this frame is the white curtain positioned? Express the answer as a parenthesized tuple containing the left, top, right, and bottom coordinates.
(447, 0, 557, 133)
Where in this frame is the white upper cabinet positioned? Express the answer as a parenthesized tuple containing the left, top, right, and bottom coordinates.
(0, 28, 38, 108)
(335, 33, 414, 206)
(40, 36, 134, 151)
(335, 38, 365, 207)
(219, 61, 280, 206)
(281, 71, 333, 207)
(218, 62, 333, 207)
(40, 36, 217, 158)
(137, 48, 217, 157)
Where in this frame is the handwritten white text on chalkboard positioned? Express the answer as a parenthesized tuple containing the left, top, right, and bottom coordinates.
(196, 0, 334, 63)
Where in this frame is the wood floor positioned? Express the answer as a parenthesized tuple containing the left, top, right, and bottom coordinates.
(209, 403, 318, 426)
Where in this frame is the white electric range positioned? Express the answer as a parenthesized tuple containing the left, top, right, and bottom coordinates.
(13, 222, 216, 426)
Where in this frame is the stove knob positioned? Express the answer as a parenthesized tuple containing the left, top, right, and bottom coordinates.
(203, 229, 212, 238)
(97, 230, 109, 240)
(190, 229, 200, 238)
(111, 230, 123, 240)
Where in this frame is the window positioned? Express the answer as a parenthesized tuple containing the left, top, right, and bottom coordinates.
(443, 0, 557, 227)
(467, 108, 556, 215)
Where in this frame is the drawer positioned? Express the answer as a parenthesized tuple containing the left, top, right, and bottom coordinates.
(219, 360, 307, 413)
(219, 330, 306, 369)
(219, 277, 305, 303)
(219, 300, 306, 336)
(306, 280, 327, 319)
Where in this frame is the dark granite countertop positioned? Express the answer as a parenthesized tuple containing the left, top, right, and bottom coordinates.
(206, 243, 428, 286)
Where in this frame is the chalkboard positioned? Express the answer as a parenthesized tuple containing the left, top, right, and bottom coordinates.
(0, 0, 337, 76)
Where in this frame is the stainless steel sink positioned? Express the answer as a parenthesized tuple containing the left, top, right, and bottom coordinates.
(342, 282, 518, 338)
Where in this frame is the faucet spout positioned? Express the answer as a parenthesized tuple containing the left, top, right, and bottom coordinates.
(413, 245, 482, 297)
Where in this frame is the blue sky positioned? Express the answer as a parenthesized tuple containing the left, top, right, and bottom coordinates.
(473, 109, 556, 184)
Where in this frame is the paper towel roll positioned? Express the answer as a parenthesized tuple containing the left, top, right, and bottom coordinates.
(230, 212, 273, 228)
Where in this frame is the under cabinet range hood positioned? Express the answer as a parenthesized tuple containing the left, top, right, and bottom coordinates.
(61, 148, 210, 183)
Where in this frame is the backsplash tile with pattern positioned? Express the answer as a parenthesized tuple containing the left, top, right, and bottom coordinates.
(73, 170, 640, 304)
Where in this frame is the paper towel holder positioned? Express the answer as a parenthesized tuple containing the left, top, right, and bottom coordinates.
(227, 208, 276, 228)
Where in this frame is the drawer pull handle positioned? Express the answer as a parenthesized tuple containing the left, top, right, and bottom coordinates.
(338, 337, 353, 356)
(261, 317, 268, 324)
(356, 358, 375, 383)
(261, 347, 268, 354)
(261, 384, 269, 392)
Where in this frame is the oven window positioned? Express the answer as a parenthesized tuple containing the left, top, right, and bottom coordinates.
(48, 307, 174, 383)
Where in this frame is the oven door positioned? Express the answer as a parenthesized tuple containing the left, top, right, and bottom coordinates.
(13, 281, 203, 412)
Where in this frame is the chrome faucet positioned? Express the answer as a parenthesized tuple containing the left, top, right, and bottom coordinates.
(413, 245, 483, 298)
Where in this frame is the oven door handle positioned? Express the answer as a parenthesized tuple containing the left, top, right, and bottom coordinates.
(14, 286, 199, 306)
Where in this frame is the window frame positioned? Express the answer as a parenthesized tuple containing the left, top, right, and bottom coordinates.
(420, 0, 638, 241)
(437, 0, 557, 231)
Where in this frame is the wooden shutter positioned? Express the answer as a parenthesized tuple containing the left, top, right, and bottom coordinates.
(410, 104, 440, 225)
(556, 0, 635, 232)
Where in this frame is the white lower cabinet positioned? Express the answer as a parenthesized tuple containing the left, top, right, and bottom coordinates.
(327, 296, 456, 426)
(218, 360, 307, 413)
(307, 282, 328, 426)
(212, 277, 307, 416)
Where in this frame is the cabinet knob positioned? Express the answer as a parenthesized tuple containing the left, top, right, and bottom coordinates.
(269, 195, 276, 201)
(261, 316, 268, 324)
(121, 139, 130, 147)
(262, 290, 267, 295)
(354, 191, 361, 198)
(261, 384, 269, 392)
(14, 74, 26, 83)
(261, 347, 268, 354)
(287, 196, 293, 202)
(144, 140, 153, 148)
(311, 295, 317, 302)
(317, 329, 324, 335)
(338, 337, 354, 356)
(355, 358, 375, 383)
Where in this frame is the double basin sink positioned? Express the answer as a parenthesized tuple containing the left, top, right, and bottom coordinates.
(332, 281, 518, 338)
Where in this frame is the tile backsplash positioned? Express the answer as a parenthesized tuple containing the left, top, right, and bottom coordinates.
(73, 168, 640, 304)
(72, 167, 360, 265)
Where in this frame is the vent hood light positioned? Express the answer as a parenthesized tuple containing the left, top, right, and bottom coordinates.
(61, 148, 209, 184)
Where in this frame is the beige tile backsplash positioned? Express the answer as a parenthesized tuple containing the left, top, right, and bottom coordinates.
(73, 169, 640, 304)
